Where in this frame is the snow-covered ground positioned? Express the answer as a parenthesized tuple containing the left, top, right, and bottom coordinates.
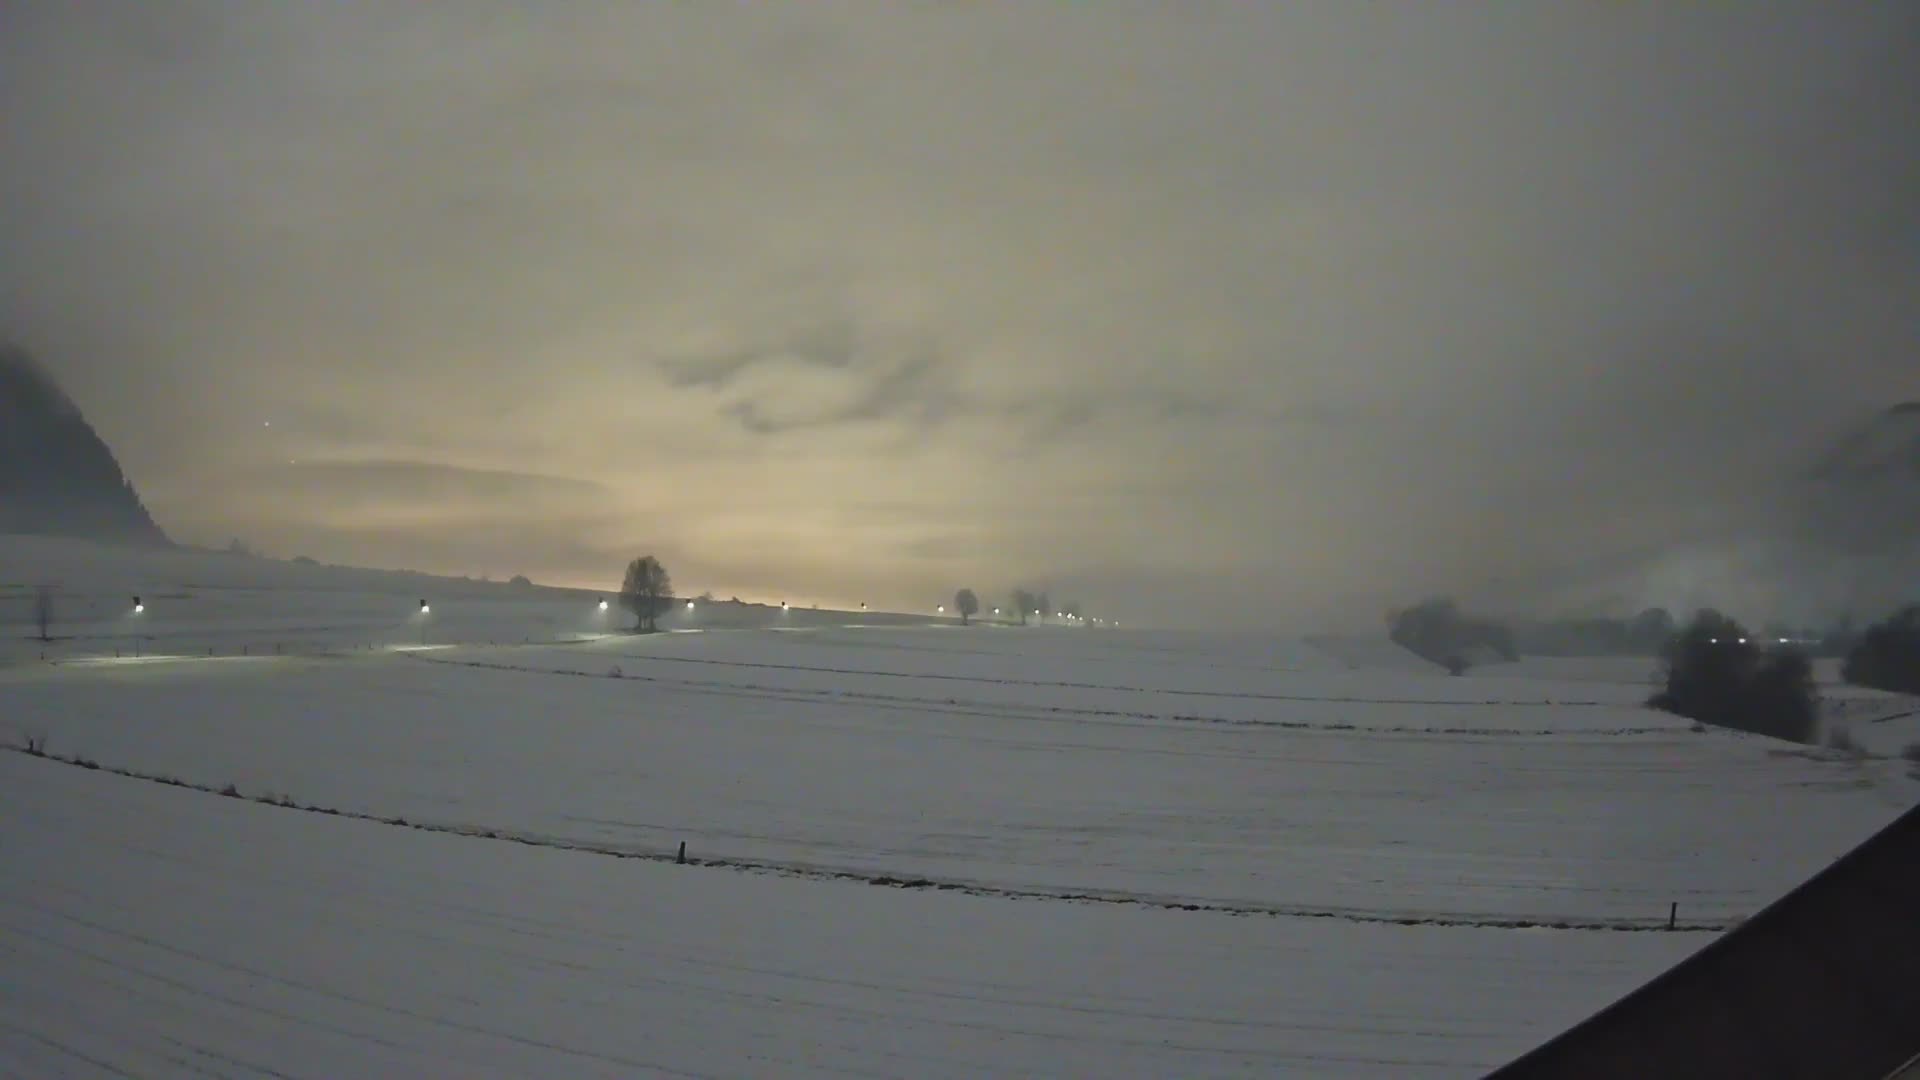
(3, 535, 1916, 1076)
(3, 752, 1698, 1078)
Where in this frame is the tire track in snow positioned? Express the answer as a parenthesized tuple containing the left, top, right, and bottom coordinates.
(6, 747, 1732, 934)
(412, 653, 1674, 739)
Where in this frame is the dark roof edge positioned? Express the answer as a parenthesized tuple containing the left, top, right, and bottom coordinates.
(1486, 800, 1920, 1077)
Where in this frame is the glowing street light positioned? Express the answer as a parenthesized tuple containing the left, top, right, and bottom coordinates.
(781, 601, 789, 610)
(598, 599, 609, 611)
(686, 600, 696, 610)
(937, 604, 945, 613)
(132, 596, 144, 614)
(419, 599, 430, 614)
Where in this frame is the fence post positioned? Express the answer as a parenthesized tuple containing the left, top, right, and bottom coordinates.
(677, 841, 687, 865)
(1668, 901, 1677, 930)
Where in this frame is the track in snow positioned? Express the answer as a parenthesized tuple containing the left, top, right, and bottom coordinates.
(4, 747, 1733, 934)
(408, 652, 1675, 738)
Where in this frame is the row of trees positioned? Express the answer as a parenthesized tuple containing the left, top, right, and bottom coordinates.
(1648, 610, 1818, 743)
(1645, 603, 1920, 743)
(615, 560, 1082, 633)
(949, 588, 1080, 626)
(1841, 605, 1920, 694)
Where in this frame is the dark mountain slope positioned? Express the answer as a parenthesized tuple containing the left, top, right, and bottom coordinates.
(0, 342, 169, 546)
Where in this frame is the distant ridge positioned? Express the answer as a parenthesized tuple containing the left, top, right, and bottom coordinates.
(1812, 401, 1920, 476)
(0, 342, 170, 546)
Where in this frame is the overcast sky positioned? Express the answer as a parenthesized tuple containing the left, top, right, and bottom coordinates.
(3, 2, 1915, 626)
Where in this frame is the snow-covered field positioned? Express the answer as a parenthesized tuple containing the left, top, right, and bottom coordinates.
(3, 536, 1916, 1076)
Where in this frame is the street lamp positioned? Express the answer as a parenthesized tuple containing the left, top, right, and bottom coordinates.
(132, 596, 144, 614)
(937, 604, 945, 614)
(598, 599, 609, 611)
(686, 600, 696, 611)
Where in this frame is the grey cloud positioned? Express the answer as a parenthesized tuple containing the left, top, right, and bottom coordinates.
(273, 460, 608, 503)
(660, 321, 862, 390)
(667, 328, 952, 435)
(669, 321, 1326, 448)
(4, 3, 1917, 626)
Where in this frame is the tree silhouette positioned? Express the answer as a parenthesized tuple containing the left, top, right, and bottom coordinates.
(1011, 589, 1037, 626)
(620, 556, 673, 632)
(1843, 605, 1920, 694)
(954, 588, 979, 625)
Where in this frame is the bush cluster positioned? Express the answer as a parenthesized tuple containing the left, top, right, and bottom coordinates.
(1648, 610, 1817, 744)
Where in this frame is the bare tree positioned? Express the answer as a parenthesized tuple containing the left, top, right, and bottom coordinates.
(1011, 589, 1037, 626)
(620, 556, 673, 633)
(33, 585, 53, 641)
(954, 588, 979, 625)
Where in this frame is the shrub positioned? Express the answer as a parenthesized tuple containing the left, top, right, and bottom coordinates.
(1390, 597, 1517, 668)
(1649, 610, 1817, 744)
(1842, 606, 1920, 694)
(1743, 649, 1819, 744)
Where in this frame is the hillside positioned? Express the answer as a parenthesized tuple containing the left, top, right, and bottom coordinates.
(0, 342, 169, 546)
(1802, 402, 1920, 553)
